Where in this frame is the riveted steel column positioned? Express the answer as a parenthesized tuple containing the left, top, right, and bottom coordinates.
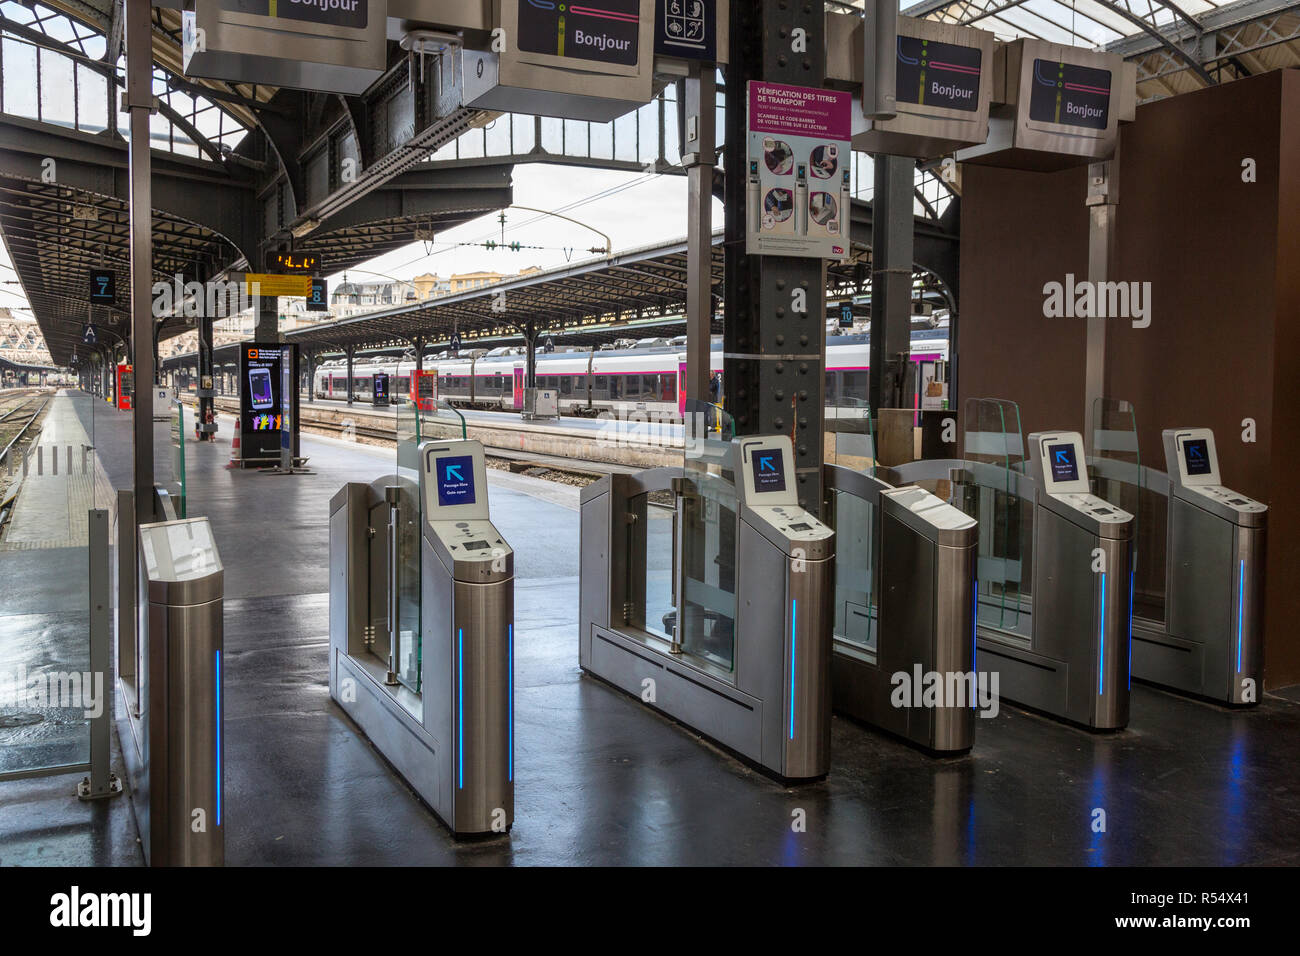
(126, 0, 154, 522)
(724, 0, 827, 514)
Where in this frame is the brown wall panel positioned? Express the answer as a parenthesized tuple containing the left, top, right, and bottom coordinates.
(1266, 71, 1300, 686)
(958, 69, 1298, 688)
(957, 162, 1089, 442)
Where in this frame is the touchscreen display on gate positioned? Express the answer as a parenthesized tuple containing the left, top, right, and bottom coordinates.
(1047, 443, 1079, 484)
(750, 449, 787, 493)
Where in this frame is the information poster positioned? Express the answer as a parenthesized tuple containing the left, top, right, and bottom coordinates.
(746, 82, 852, 260)
(238, 343, 299, 463)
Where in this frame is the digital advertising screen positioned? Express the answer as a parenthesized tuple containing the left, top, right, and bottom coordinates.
(435, 454, 477, 507)
(750, 449, 787, 493)
(896, 36, 982, 112)
(1028, 59, 1111, 130)
(1183, 438, 1213, 476)
(239, 343, 299, 461)
(1047, 442, 1080, 483)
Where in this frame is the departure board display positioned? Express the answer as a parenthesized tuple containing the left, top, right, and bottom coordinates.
(1028, 59, 1111, 130)
(895, 36, 982, 112)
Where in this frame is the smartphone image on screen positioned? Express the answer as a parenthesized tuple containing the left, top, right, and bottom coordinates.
(249, 368, 274, 410)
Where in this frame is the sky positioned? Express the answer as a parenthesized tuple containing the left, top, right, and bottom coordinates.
(326, 163, 724, 289)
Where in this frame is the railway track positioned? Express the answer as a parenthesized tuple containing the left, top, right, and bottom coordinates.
(198, 396, 616, 484)
(0, 394, 50, 530)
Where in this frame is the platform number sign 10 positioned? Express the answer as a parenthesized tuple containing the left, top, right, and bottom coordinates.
(89, 269, 115, 305)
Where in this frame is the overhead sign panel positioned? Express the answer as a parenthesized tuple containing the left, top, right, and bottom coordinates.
(244, 273, 313, 297)
(89, 269, 115, 305)
(182, 0, 387, 96)
(462, 0, 656, 123)
(956, 39, 1132, 170)
(518, 0, 641, 66)
(653, 0, 718, 62)
(849, 16, 994, 159)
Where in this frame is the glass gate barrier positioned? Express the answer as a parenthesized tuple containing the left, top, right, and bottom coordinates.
(391, 399, 469, 693)
(678, 401, 738, 672)
(823, 406, 878, 654)
(962, 398, 1030, 634)
(1088, 398, 1162, 625)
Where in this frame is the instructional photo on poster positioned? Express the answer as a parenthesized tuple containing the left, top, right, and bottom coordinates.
(746, 81, 852, 259)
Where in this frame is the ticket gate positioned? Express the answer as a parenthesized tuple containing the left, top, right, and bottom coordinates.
(889, 428, 1134, 730)
(1088, 426, 1266, 704)
(579, 435, 835, 782)
(823, 465, 979, 753)
(329, 439, 513, 836)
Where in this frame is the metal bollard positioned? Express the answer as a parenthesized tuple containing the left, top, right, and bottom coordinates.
(137, 517, 225, 866)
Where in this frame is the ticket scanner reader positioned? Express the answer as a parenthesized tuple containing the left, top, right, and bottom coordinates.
(1089, 428, 1265, 704)
(978, 431, 1134, 729)
(329, 439, 513, 836)
(823, 466, 979, 753)
(579, 436, 835, 781)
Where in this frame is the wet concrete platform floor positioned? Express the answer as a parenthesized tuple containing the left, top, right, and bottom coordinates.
(3, 394, 1298, 865)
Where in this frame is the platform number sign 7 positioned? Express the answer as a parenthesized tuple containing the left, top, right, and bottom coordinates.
(89, 269, 115, 305)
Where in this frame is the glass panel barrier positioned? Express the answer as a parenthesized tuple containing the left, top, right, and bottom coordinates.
(962, 398, 1029, 633)
(678, 400, 738, 673)
(827, 483, 879, 655)
(1090, 397, 1162, 624)
(825, 399, 875, 474)
(0, 386, 95, 776)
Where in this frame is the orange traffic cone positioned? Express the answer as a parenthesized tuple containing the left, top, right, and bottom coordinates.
(226, 429, 241, 469)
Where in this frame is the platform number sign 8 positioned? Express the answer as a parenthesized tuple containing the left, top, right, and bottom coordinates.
(306, 278, 328, 312)
(89, 269, 115, 305)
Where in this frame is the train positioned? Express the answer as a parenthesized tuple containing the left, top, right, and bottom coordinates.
(312, 331, 951, 419)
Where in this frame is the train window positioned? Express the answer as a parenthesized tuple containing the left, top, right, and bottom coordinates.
(560, 376, 572, 395)
(593, 375, 607, 397)
(842, 371, 867, 403)
(825, 372, 838, 404)
(663, 377, 676, 401)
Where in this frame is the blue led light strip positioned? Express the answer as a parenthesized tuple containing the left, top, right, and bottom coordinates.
(1237, 559, 1245, 673)
(1098, 573, 1106, 696)
(215, 650, 222, 827)
(789, 599, 797, 740)
(1128, 571, 1134, 690)
(457, 628, 464, 790)
(508, 623, 514, 782)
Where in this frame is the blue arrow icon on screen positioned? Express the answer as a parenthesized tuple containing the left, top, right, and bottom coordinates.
(759, 455, 775, 472)
(1190, 446, 1204, 459)
(445, 464, 464, 482)
(1054, 449, 1069, 464)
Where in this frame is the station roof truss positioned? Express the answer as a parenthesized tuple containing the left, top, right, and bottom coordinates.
(159, 227, 952, 372)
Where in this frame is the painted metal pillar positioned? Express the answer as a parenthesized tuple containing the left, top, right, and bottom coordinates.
(868, 154, 915, 415)
(126, 0, 154, 521)
(723, 0, 828, 513)
(684, 63, 716, 408)
(255, 293, 278, 342)
(1084, 156, 1119, 442)
(346, 345, 354, 405)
